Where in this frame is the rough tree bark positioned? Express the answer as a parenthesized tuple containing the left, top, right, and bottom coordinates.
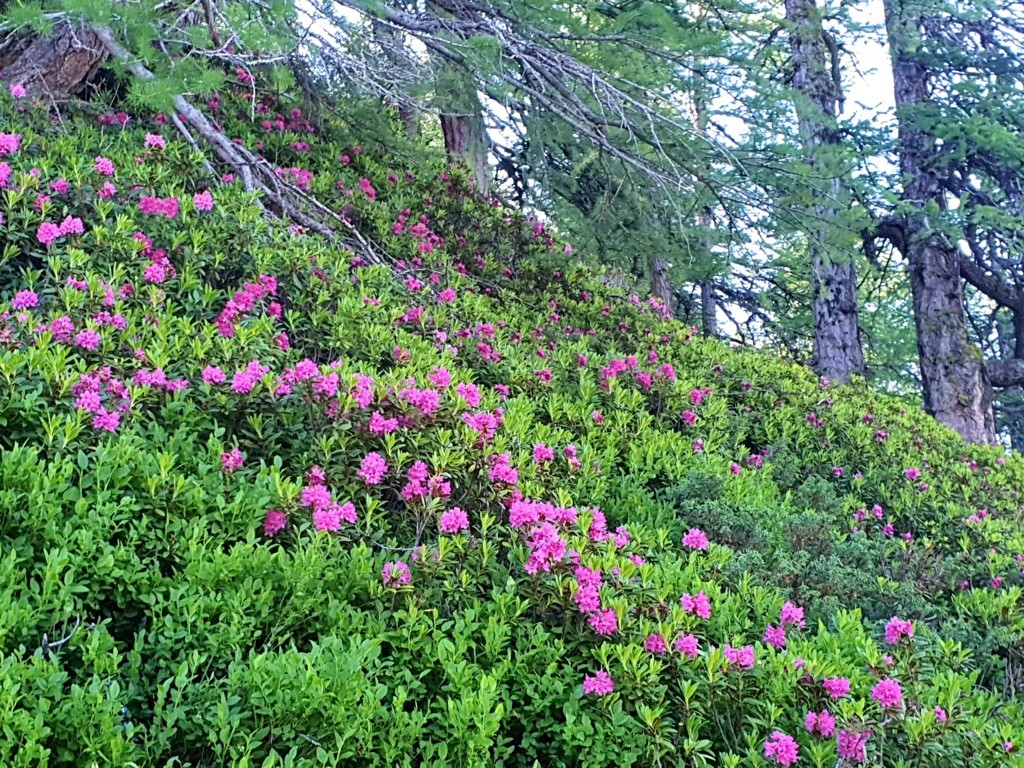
(883, 0, 995, 443)
(439, 102, 490, 195)
(0, 21, 108, 97)
(650, 256, 673, 312)
(700, 277, 717, 337)
(785, 0, 865, 383)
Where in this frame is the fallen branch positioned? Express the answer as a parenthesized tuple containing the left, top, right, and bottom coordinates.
(91, 24, 387, 265)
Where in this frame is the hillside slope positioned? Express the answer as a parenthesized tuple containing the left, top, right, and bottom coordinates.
(1, 87, 1023, 766)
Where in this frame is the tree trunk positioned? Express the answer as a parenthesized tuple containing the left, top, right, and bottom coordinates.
(883, 0, 994, 443)
(785, 0, 865, 383)
(650, 256, 673, 312)
(700, 278, 717, 336)
(440, 107, 489, 195)
(0, 21, 108, 97)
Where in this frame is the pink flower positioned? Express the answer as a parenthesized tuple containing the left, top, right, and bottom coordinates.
(763, 731, 799, 766)
(588, 608, 618, 635)
(644, 634, 668, 654)
(438, 287, 457, 304)
(9, 83, 26, 99)
(202, 365, 226, 384)
(193, 189, 214, 211)
(582, 670, 614, 696)
(763, 624, 787, 649)
(682, 528, 709, 551)
(805, 710, 836, 738)
(59, 216, 84, 236)
(427, 366, 451, 388)
(681, 410, 697, 426)
(823, 676, 851, 699)
(780, 601, 806, 628)
(674, 633, 699, 658)
(837, 730, 870, 762)
(139, 196, 180, 218)
(75, 329, 102, 351)
(144, 133, 166, 149)
(0, 132, 21, 156)
(313, 501, 356, 532)
(934, 706, 947, 723)
(904, 467, 921, 480)
(92, 409, 121, 432)
(221, 448, 244, 474)
(680, 591, 712, 619)
(871, 678, 902, 708)
(37, 221, 62, 246)
(93, 156, 115, 176)
(98, 181, 117, 199)
(357, 452, 388, 485)
(439, 507, 469, 534)
(11, 290, 38, 310)
(884, 616, 914, 645)
(533, 443, 555, 464)
(724, 644, 756, 669)
(368, 410, 398, 434)
(456, 382, 482, 407)
(262, 508, 288, 537)
(382, 561, 411, 587)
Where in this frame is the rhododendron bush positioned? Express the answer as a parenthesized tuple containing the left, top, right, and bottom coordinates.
(1, 84, 1024, 767)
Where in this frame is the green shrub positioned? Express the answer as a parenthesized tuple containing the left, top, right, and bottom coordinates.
(0, 82, 1022, 766)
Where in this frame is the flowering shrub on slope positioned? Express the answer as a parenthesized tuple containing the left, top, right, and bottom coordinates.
(0, 83, 1023, 766)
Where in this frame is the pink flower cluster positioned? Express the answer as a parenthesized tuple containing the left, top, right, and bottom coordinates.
(804, 710, 836, 738)
(231, 359, 271, 395)
(573, 565, 603, 613)
(532, 443, 555, 464)
(215, 274, 278, 337)
(94, 156, 115, 176)
(763, 731, 799, 766)
(823, 676, 851, 699)
(679, 591, 712, 619)
(399, 385, 441, 417)
(11, 290, 38, 310)
(300, 466, 357, 531)
(0, 132, 20, 159)
(681, 527, 709, 551)
(871, 678, 902, 708)
(674, 632, 700, 658)
(724, 643, 755, 669)
(382, 561, 411, 587)
(193, 190, 214, 211)
(524, 522, 568, 575)
(884, 616, 914, 644)
(276, 166, 313, 190)
(139, 195, 180, 218)
(463, 409, 503, 446)
(401, 461, 450, 501)
(439, 507, 469, 535)
(582, 670, 614, 696)
(72, 367, 131, 432)
(132, 367, 189, 393)
(837, 730, 871, 762)
(37, 215, 84, 246)
(352, 374, 375, 408)
(357, 452, 388, 485)
(262, 508, 288, 537)
(644, 634, 668, 654)
(221, 448, 244, 474)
